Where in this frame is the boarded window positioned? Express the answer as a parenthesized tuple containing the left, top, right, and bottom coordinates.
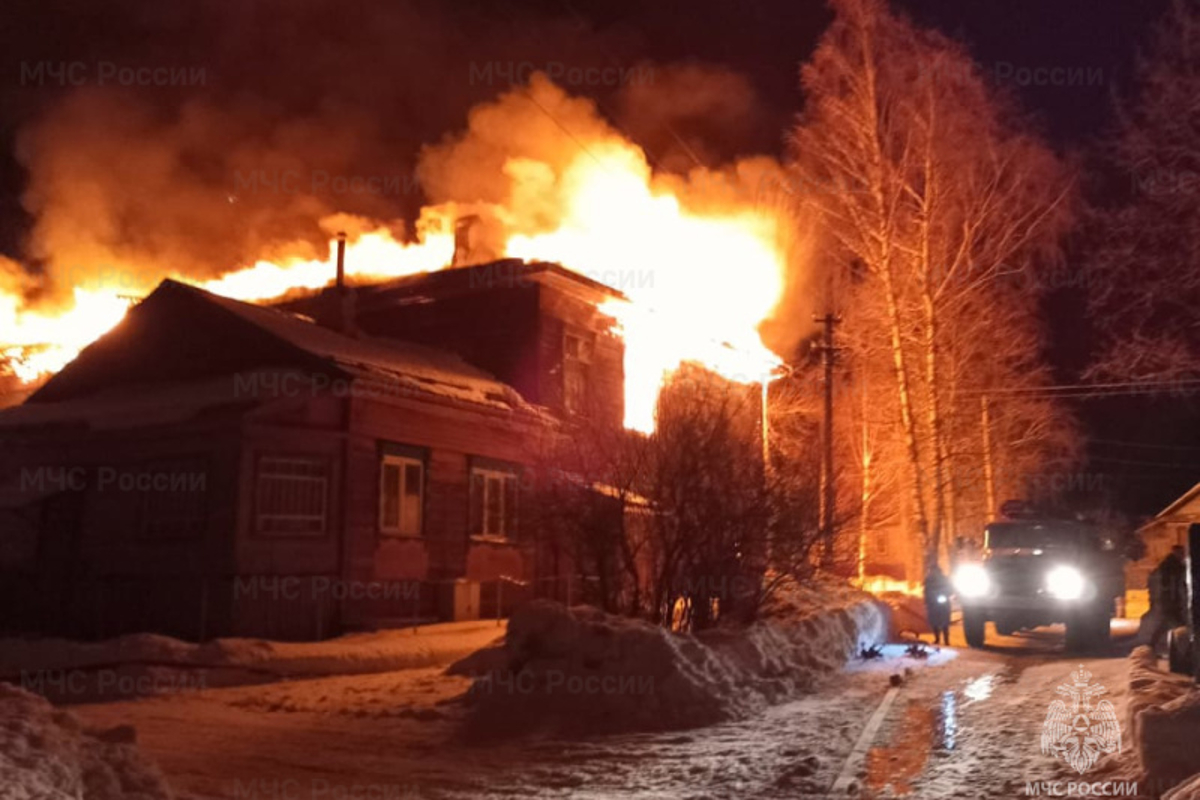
(255, 456, 328, 536)
(469, 464, 518, 539)
(380, 455, 423, 536)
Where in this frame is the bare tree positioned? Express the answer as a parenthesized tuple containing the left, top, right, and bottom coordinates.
(524, 418, 651, 617)
(645, 366, 770, 631)
(1088, 0, 1200, 382)
(789, 0, 1078, 566)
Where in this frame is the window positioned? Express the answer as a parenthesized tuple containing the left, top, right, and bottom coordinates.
(563, 331, 594, 416)
(380, 455, 423, 536)
(140, 459, 208, 539)
(469, 464, 518, 539)
(255, 456, 328, 536)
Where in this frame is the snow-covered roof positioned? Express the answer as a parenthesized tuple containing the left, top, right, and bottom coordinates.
(1141, 481, 1200, 531)
(6, 280, 543, 426)
(0, 370, 270, 431)
(182, 281, 533, 412)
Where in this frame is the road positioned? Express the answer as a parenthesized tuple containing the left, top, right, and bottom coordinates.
(73, 620, 1143, 800)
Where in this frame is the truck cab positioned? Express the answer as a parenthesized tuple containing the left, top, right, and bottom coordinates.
(954, 518, 1123, 651)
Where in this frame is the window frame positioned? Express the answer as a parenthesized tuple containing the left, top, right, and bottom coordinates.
(253, 454, 330, 538)
(562, 329, 594, 417)
(379, 453, 425, 538)
(469, 463, 519, 541)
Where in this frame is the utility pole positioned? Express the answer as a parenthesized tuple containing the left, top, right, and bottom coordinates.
(980, 394, 996, 519)
(815, 313, 841, 565)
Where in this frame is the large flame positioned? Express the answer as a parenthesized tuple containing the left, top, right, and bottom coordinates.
(1, 82, 791, 431)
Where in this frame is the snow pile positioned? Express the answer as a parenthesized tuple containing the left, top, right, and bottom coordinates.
(454, 585, 887, 737)
(1127, 645, 1200, 793)
(1167, 774, 1200, 800)
(0, 622, 505, 701)
(0, 683, 172, 800)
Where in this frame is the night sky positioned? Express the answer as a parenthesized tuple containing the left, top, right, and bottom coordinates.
(0, 0, 1194, 516)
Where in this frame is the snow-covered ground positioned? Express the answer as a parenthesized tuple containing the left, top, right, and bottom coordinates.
(0, 621, 505, 703)
(6, 597, 1159, 800)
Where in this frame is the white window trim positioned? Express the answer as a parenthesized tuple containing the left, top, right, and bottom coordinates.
(472, 467, 514, 540)
(380, 454, 424, 537)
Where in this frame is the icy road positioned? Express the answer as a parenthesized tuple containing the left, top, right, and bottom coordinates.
(74, 622, 1142, 800)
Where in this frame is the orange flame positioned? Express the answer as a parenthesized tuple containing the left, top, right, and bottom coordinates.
(1, 87, 791, 430)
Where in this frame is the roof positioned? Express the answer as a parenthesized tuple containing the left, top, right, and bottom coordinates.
(278, 260, 628, 319)
(6, 280, 541, 423)
(1140, 481, 1200, 532)
(0, 369, 280, 431)
(360, 259, 628, 300)
(183, 281, 533, 411)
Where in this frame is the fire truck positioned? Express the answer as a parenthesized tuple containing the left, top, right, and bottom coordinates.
(953, 505, 1124, 651)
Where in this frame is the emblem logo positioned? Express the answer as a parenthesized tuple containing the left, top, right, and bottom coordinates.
(1040, 665, 1122, 774)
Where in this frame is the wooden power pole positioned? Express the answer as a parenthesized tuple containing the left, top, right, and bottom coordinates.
(815, 313, 841, 564)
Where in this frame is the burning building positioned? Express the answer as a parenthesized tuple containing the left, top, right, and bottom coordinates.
(0, 258, 633, 640)
(0, 75, 805, 639)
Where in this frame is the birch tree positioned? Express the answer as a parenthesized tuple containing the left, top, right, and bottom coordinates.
(790, 0, 1077, 564)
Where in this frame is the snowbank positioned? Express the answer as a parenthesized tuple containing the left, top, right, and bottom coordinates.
(1167, 774, 1200, 800)
(453, 583, 887, 737)
(1127, 645, 1200, 793)
(0, 683, 172, 800)
(0, 622, 504, 702)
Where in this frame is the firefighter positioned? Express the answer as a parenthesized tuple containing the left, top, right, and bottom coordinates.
(924, 562, 953, 646)
(1149, 545, 1188, 654)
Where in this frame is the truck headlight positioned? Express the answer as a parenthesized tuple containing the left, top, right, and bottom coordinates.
(1046, 565, 1085, 600)
(954, 563, 991, 598)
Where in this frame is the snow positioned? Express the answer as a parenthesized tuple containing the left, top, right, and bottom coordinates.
(1167, 773, 1200, 800)
(1, 622, 505, 702)
(0, 683, 172, 800)
(1127, 645, 1200, 791)
(454, 586, 888, 737)
(0, 371, 281, 430)
(187, 280, 535, 412)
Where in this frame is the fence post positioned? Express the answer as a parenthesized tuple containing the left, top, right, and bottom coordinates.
(496, 580, 503, 626)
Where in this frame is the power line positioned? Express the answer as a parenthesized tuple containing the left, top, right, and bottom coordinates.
(1089, 438, 1200, 452)
(959, 379, 1200, 397)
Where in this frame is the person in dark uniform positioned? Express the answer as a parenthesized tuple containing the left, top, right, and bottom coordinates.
(924, 562, 953, 646)
(1149, 545, 1188, 654)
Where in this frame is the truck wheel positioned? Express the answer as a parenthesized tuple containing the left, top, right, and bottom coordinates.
(1091, 609, 1111, 648)
(994, 622, 1015, 636)
(1066, 606, 1109, 653)
(963, 610, 986, 648)
(1167, 627, 1193, 675)
(1065, 614, 1087, 653)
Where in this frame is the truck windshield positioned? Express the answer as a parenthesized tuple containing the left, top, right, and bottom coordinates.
(986, 523, 1089, 550)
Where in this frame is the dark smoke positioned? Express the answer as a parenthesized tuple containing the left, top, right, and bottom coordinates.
(1, 0, 779, 302)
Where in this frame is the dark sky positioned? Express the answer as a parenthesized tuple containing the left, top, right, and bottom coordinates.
(0, 0, 1194, 516)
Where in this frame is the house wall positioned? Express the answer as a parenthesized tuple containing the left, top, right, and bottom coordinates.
(1128, 494, 1200, 591)
(332, 392, 540, 630)
(536, 283, 624, 430)
(348, 281, 544, 404)
(292, 274, 626, 431)
(229, 393, 347, 640)
(0, 415, 243, 641)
